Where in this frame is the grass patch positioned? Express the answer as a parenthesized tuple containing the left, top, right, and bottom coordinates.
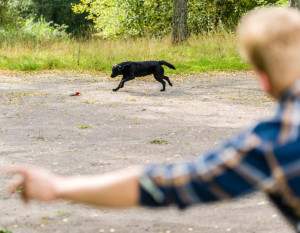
(0, 32, 250, 73)
(82, 100, 99, 104)
(149, 139, 169, 144)
(3, 91, 48, 105)
(0, 230, 12, 233)
(77, 125, 93, 130)
(106, 103, 118, 107)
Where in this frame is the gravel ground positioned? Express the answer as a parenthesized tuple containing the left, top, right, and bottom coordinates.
(0, 71, 294, 233)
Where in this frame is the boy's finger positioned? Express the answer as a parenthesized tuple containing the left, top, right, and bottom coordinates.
(8, 178, 24, 194)
(5, 165, 30, 176)
(10, 182, 30, 204)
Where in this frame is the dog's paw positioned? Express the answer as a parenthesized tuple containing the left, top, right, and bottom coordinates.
(169, 83, 173, 86)
(160, 89, 165, 92)
(112, 89, 118, 92)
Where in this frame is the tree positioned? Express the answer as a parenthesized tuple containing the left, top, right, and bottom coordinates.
(72, 0, 286, 39)
(0, 0, 3, 25)
(33, 0, 93, 37)
(290, 0, 300, 9)
(172, 0, 187, 44)
(73, 0, 173, 38)
(0, 0, 92, 36)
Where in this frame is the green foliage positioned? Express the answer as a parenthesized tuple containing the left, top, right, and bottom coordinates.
(2, 0, 38, 26)
(149, 139, 169, 144)
(1, 0, 93, 37)
(72, 0, 173, 38)
(77, 125, 93, 129)
(275, 0, 288, 6)
(120, 0, 173, 37)
(0, 17, 70, 44)
(33, 0, 93, 36)
(0, 230, 12, 233)
(22, 17, 69, 40)
(188, 0, 286, 33)
(257, 0, 288, 6)
(73, 0, 288, 38)
(2, 0, 289, 38)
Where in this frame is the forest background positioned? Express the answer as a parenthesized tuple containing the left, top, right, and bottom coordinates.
(0, 0, 291, 73)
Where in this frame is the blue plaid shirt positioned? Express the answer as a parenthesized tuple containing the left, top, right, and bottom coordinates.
(139, 80, 300, 227)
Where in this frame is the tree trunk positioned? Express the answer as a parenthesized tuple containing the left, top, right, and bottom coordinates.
(291, 0, 295, 7)
(0, 0, 3, 25)
(172, 0, 187, 45)
(290, 0, 300, 9)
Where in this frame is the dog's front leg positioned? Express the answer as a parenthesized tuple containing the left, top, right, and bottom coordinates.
(112, 77, 126, 92)
(112, 82, 122, 92)
(112, 76, 134, 92)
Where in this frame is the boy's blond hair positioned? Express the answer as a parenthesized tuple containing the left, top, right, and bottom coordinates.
(238, 7, 300, 98)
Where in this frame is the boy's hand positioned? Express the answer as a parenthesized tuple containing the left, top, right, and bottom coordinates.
(5, 165, 61, 203)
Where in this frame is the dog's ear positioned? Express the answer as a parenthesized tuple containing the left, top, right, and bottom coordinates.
(121, 63, 131, 72)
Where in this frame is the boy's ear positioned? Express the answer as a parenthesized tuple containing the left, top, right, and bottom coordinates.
(257, 71, 271, 93)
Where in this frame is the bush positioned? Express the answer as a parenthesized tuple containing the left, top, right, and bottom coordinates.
(0, 17, 70, 44)
(1, 0, 93, 37)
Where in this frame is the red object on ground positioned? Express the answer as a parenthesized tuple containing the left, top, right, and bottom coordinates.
(70, 92, 81, 96)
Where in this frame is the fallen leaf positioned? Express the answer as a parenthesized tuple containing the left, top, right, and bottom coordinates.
(126, 98, 136, 101)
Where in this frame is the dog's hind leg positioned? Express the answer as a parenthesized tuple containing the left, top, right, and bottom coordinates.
(154, 74, 166, 91)
(163, 76, 173, 86)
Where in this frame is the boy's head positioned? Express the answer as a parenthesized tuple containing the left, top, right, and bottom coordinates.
(238, 7, 300, 98)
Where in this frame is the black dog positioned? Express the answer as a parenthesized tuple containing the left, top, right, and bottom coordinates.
(110, 60, 176, 92)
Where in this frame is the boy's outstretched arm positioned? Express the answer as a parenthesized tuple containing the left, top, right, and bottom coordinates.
(5, 165, 143, 207)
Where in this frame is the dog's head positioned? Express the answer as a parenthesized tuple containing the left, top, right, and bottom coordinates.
(110, 64, 121, 78)
(110, 63, 130, 78)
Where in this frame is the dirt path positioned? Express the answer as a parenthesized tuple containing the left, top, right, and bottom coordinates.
(0, 72, 294, 233)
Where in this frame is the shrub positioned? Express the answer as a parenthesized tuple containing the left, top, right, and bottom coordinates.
(0, 17, 70, 44)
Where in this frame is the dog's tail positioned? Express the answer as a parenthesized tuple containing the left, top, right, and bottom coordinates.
(159, 61, 176, 70)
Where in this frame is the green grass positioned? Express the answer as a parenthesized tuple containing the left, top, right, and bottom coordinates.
(149, 139, 169, 144)
(77, 125, 93, 130)
(0, 230, 12, 233)
(0, 32, 250, 73)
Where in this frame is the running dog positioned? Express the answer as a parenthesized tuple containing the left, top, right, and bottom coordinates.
(110, 61, 176, 92)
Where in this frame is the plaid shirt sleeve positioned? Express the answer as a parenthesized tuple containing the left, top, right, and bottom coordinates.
(138, 117, 293, 209)
(138, 82, 300, 230)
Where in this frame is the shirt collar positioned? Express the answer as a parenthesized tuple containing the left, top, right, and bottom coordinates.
(280, 79, 300, 102)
